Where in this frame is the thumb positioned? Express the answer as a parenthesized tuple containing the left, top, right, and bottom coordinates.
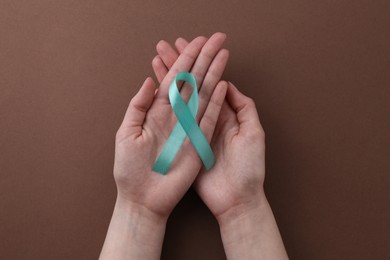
(119, 77, 157, 136)
(226, 82, 263, 134)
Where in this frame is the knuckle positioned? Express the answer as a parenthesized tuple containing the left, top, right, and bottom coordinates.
(201, 48, 214, 61)
(130, 98, 147, 113)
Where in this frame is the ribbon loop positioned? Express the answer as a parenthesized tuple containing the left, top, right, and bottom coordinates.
(152, 72, 215, 175)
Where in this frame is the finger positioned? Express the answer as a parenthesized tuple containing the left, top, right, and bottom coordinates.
(152, 37, 189, 88)
(196, 48, 229, 122)
(155, 37, 194, 93)
(192, 32, 226, 88)
(163, 81, 227, 190)
(178, 32, 226, 109)
(199, 81, 228, 142)
(156, 39, 179, 68)
(119, 77, 157, 135)
(155, 36, 208, 102)
(175, 37, 189, 54)
(152, 55, 168, 83)
(225, 82, 263, 133)
(156, 40, 179, 69)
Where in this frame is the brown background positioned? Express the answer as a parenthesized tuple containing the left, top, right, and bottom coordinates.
(1, 0, 389, 259)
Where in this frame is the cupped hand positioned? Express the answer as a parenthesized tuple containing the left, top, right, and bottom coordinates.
(152, 37, 266, 221)
(114, 33, 229, 220)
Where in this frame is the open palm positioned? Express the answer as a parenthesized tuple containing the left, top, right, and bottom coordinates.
(114, 33, 230, 218)
(152, 37, 266, 219)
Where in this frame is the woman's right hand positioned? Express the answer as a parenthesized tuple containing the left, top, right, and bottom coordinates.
(153, 37, 289, 259)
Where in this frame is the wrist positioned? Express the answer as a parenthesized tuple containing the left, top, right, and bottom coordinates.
(114, 194, 168, 226)
(216, 190, 268, 228)
(100, 196, 167, 260)
(216, 192, 288, 260)
(114, 195, 168, 238)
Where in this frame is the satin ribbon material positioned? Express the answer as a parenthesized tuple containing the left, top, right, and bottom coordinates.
(153, 72, 215, 175)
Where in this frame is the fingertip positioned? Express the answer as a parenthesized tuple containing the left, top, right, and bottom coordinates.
(214, 32, 227, 39)
(175, 37, 189, 54)
(144, 76, 156, 89)
(152, 55, 166, 71)
(156, 40, 167, 52)
(152, 55, 161, 66)
(179, 36, 208, 58)
(209, 32, 227, 43)
(176, 37, 189, 44)
(226, 81, 256, 113)
(194, 36, 208, 44)
(229, 81, 249, 98)
(122, 76, 157, 133)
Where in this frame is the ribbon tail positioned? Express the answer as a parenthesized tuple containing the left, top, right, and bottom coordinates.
(152, 122, 186, 175)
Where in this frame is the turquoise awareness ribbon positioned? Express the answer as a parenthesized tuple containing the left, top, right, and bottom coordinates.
(153, 72, 215, 175)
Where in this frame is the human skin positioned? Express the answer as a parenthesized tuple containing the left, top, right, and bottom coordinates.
(152, 37, 289, 259)
(99, 33, 230, 260)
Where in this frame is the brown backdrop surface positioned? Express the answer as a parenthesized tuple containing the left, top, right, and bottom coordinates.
(1, 0, 389, 259)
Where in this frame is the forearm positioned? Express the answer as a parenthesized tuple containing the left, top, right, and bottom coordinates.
(99, 196, 167, 260)
(217, 193, 288, 260)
